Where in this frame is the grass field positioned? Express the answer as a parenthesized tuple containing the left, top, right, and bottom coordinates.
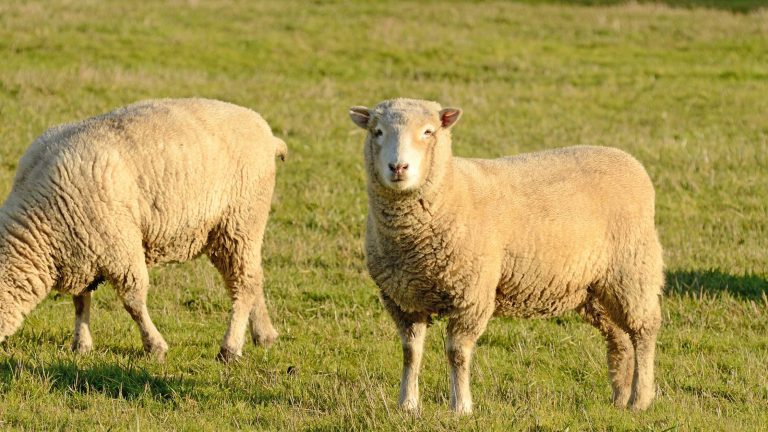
(1, 0, 767, 430)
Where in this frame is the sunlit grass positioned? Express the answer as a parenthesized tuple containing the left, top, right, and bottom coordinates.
(0, 0, 766, 430)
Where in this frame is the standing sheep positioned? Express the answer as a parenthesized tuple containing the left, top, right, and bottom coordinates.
(0, 98, 286, 362)
(349, 98, 663, 414)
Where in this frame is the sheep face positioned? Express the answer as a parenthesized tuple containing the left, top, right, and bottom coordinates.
(350, 99, 462, 192)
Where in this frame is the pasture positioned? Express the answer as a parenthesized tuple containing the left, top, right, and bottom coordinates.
(0, 0, 766, 430)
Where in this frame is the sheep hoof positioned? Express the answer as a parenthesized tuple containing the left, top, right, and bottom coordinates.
(612, 389, 631, 409)
(612, 397, 631, 409)
(71, 341, 93, 354)
(613, 399, 629, 409)
(454, 408, 473, 416)
(629, 399, 653, 412)
(217, 348, 242, 363)
(252, 328, 279, 348)
(399, 400, 420, 415)
(452, 402, 473, 416)
(144, 341, 169, 363)
(149, 349, 167, 363)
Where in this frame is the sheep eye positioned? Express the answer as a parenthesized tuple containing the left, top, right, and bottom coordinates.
(424, 129, 434, 136)
(373, 129, 383, 137)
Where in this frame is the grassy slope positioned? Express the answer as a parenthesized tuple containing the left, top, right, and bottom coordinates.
(0, 1, 766, 430)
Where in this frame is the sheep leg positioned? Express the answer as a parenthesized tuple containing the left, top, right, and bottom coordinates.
(446, 332, 476, 415)
(628, 307, 660, 411)
(210, 226, 277, 362)
(608, 329, 635, 407)
(247, 266, 278, 349)
(618, 238, 663, 411)
(218, 268, 270, 362)
(398, 321, 427, 412)
(219, 299, 253, 361)
(579, 296, 634, 407)
(71, 292, 93, 353)
(607, 279, 661, 411)
(114, 265, 168, 362)
(446, 312, 491, 415)
(380, 292, 428, 413)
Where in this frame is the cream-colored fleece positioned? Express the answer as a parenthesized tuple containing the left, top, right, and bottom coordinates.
(0, 98, 285, 361)
(353, 98, 662, 414)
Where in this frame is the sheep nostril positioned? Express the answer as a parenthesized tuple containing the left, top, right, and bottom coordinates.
(389, 163, 409, 174)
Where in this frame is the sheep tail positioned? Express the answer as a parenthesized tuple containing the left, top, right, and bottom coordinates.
(274, 137, 288, 162)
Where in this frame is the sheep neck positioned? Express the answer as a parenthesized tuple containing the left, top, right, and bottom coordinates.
(0, 206, 58, 296)
(0, 206, 59, 339)
(367, 157, 459, 251)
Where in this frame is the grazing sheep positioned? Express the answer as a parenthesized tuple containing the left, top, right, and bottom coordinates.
(0, 98, 286, 362)
(349, 98, 663, 414)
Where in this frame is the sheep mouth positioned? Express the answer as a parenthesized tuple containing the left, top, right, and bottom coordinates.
(380, 175, 413, 191)
(375, 171, 416, 191)
(387, 175, 411, 187)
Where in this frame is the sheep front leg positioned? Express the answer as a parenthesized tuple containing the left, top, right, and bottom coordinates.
(446, 310, 492, 416)
(71, 292, 93, 353)
(114, 265, 168, 362)
(121, 293, 168, 361)
(398, 320, 427, 412)
(381, 292, 428, 413)
(446, 331, 476, 415)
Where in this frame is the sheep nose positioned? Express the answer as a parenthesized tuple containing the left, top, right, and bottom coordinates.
(388, 163, 409, 175)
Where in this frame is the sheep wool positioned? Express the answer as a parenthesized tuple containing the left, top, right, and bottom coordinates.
(349, 98, 663, 414)
(0, 98, 286, 362)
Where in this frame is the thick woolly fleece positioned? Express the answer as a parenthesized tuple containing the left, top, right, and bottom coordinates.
(358, 98, 663, 414)
(0, 98, 286, 361)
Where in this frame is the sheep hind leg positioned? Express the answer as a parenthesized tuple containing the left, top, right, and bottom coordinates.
(71, 292, 93, 354)
(579, 296, 634, 408)
(217, 271, 262, 362)
(247, 267, 278, 349)
(603, 279, 662, 411)
(627, 300, 661, 412)
(623, 234, 663, 411)
(112, 262, 168, 362)
(210, 236, 277, 362)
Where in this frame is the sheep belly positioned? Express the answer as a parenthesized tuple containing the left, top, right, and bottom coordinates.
(375, 269, 473, 315)
(493, 282, 588, 318)
(138, 190, 230, 267)
(142, 226, 215, 266)
(493, 258, 592, 318)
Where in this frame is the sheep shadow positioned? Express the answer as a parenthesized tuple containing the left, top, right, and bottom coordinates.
(525, 0, 764, 13)
(665, 269, 767, 300)
(0, 358, 192, 402)
(0, 356, 285, 408)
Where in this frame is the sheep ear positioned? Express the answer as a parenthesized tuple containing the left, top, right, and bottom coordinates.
(349, 106, 371, 129)
(439, 108, 462, 129)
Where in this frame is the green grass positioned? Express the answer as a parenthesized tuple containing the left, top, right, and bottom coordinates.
(1, 0, 767, 430)
(518, 0, 768, 13)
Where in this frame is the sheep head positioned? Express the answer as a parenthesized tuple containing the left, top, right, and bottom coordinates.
(349, 98, 461, 193)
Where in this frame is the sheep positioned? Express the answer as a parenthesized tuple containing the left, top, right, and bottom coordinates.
(349, 98, 663, 414)
(0, 98, 286, 362)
